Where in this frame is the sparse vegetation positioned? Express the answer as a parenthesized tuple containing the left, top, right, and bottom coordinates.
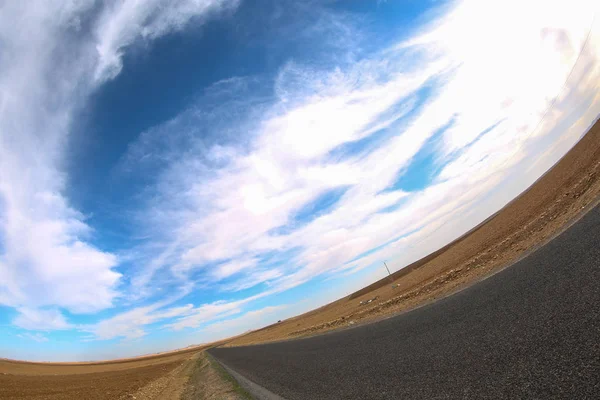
(181, 352, 252, 400)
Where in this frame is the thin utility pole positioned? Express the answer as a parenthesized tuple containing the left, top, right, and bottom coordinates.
(384, 261, 393, 283)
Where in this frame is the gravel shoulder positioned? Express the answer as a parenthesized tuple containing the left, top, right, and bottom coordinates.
(181, 352, 252, 400)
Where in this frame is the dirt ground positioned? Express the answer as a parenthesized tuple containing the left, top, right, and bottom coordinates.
(0, 342, 252, 400)
(0, 346, 207, 399)
(0, 347, 207, 376)
(1, 120, 599, 399)
(181, 353, 250, 400)
(225, 118, 600, 347)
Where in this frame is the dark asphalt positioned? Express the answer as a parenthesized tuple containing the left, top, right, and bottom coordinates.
(209, 204, 600, 399)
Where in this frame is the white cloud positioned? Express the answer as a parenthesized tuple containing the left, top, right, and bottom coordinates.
(2, 0, 600, 355)
(166, 298, 249, 331)
(83, 294, 266, 340)
(0, 1, 121, 316)
(93, 0, 240, 83)
(0, 1, 241, 327)
(13, 308, 71, 331)
(18, 333, 50, 343)
(203, 305, 287, 336)
(211, 258, 259, 280)
(123, 0, 600, 310)
(84, 302, 195, 340)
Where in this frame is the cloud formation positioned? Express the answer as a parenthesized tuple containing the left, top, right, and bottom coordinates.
(14, 308, 71, 331)
(17, 333, 50, 343)
(0, 0, 239, 330)
(122, 0, 600, 313)
(1, 0, 599, 358)
(93, 0, 240, 82)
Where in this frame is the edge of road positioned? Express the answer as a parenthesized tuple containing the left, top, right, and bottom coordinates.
(207, 193, 600, 399)
(208, 353, 287, 400)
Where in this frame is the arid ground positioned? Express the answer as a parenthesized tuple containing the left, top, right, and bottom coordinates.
(0, 347, 201, 400)
(1, 119, 600, 399)
(0, 344, 249, 399)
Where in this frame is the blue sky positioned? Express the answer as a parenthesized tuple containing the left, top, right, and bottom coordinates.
(0, 0, 599, 361)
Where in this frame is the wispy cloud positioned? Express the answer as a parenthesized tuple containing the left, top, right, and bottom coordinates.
(14, 308, 71, 331)
(83, 302, 195, 340)
(202, 305, 287, 336)
(93, 0, 240, 82)
(0, 0, 240, 330)
(1, 0, 599, 359)
(18, 333, 50, 343)
(81, 296, 259, 340)
(122, 0, 600, 309)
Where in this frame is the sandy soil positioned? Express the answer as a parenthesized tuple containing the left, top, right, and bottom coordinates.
(0, 346, 208, 400)
(0, 339, 253, 399)
(225, 118, 600, 347)
(0, 346, 210, 376)
(0, 361, 183, 399)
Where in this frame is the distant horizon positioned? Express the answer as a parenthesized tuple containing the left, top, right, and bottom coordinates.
(0, 341, 210, 364)
(1, 0, 600, 361)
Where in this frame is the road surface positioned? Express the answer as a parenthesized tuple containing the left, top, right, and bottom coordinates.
(210, 203, 600, 399)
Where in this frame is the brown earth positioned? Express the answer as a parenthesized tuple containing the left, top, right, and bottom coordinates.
(0, 346, 209, 400)
(1, 119, 599, 399)
(181, 353, 250, 400)
(0, 346, 208, 376)
(225, 117, 600, 347)
(0, 341, 252, 399)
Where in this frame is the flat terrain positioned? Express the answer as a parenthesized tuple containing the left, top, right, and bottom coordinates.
(0, 347, 205, 376)
(210, 199, 600, 399)
(0, 343, 251, 400)
(225, 119, 600, 346)
(0, 347, 206, 399)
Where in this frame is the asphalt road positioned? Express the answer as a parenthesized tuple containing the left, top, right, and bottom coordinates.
(209, 204, 600, 399)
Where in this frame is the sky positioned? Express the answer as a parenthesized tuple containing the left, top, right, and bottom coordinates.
(1, 0, 600, 362)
